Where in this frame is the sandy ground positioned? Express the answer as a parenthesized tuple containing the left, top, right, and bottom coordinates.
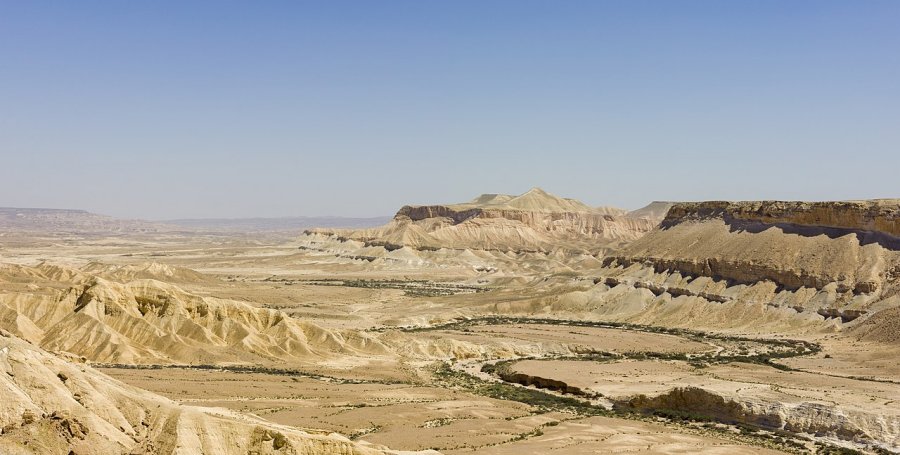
(101, 367, 782, 454)
(4, 231, 898, 453)
(463, 324, 714, 354)
(451, 416, 785, 455)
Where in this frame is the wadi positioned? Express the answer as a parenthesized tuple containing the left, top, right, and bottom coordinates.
(1, 189, 898, 454)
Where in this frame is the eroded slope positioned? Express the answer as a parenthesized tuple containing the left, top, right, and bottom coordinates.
(0, 263, 390, 365)
(0, 330, 405, 455)
(596, 200, 900, 326)
(310, 188, 656, 254)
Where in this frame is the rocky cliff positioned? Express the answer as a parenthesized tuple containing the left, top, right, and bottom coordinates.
(606, 200, 900, 295)
(585, 200, 900, 332)
(664, 200, 900, 238)
(310, 188, 656, 254)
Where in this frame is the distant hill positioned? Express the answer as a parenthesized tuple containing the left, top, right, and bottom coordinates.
(309, 188, 655, 253)
(0, 207, 170, 234)
(627, 201, 675, 222)
(447, 187, 624, 214)
(165, 216, 392, 232)
(0, 207, 390, 235)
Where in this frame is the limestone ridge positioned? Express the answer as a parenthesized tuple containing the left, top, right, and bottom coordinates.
(0, 208, 172, 234)
(663, 200, 900, 240)
(604, 199, 900, 296)
(310, 188, 656, 253)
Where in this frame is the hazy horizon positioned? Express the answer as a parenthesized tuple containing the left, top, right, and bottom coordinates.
(2, 1, 898, 219)
(3, 188, 900, 222)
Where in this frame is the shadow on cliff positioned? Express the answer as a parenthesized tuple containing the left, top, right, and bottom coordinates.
(661, 218, 900, 251)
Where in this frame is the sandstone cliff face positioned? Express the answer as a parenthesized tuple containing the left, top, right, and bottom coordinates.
(396, 205, 483, 224)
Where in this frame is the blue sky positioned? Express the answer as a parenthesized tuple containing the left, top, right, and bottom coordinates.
(1, 1, 898, 218)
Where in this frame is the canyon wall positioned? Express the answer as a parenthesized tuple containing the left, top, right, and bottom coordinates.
(605, 200, 900, 296)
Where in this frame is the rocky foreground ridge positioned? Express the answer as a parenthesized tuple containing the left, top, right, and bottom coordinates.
(0, 329, 409, 455)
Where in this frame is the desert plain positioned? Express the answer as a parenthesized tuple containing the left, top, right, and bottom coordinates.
(1, 190, 899, 454)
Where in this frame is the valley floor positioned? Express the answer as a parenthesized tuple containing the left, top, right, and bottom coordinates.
(1, 231, 898, 454)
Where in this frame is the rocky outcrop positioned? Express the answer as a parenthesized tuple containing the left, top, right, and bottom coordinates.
(602, 255, 879, 294)
(310, 188, 656, 254)
(618, 387, 783, 428)
(396, 205, 483, 224)
(497, 371, 587, 396)
(617, 387, 900, 451)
